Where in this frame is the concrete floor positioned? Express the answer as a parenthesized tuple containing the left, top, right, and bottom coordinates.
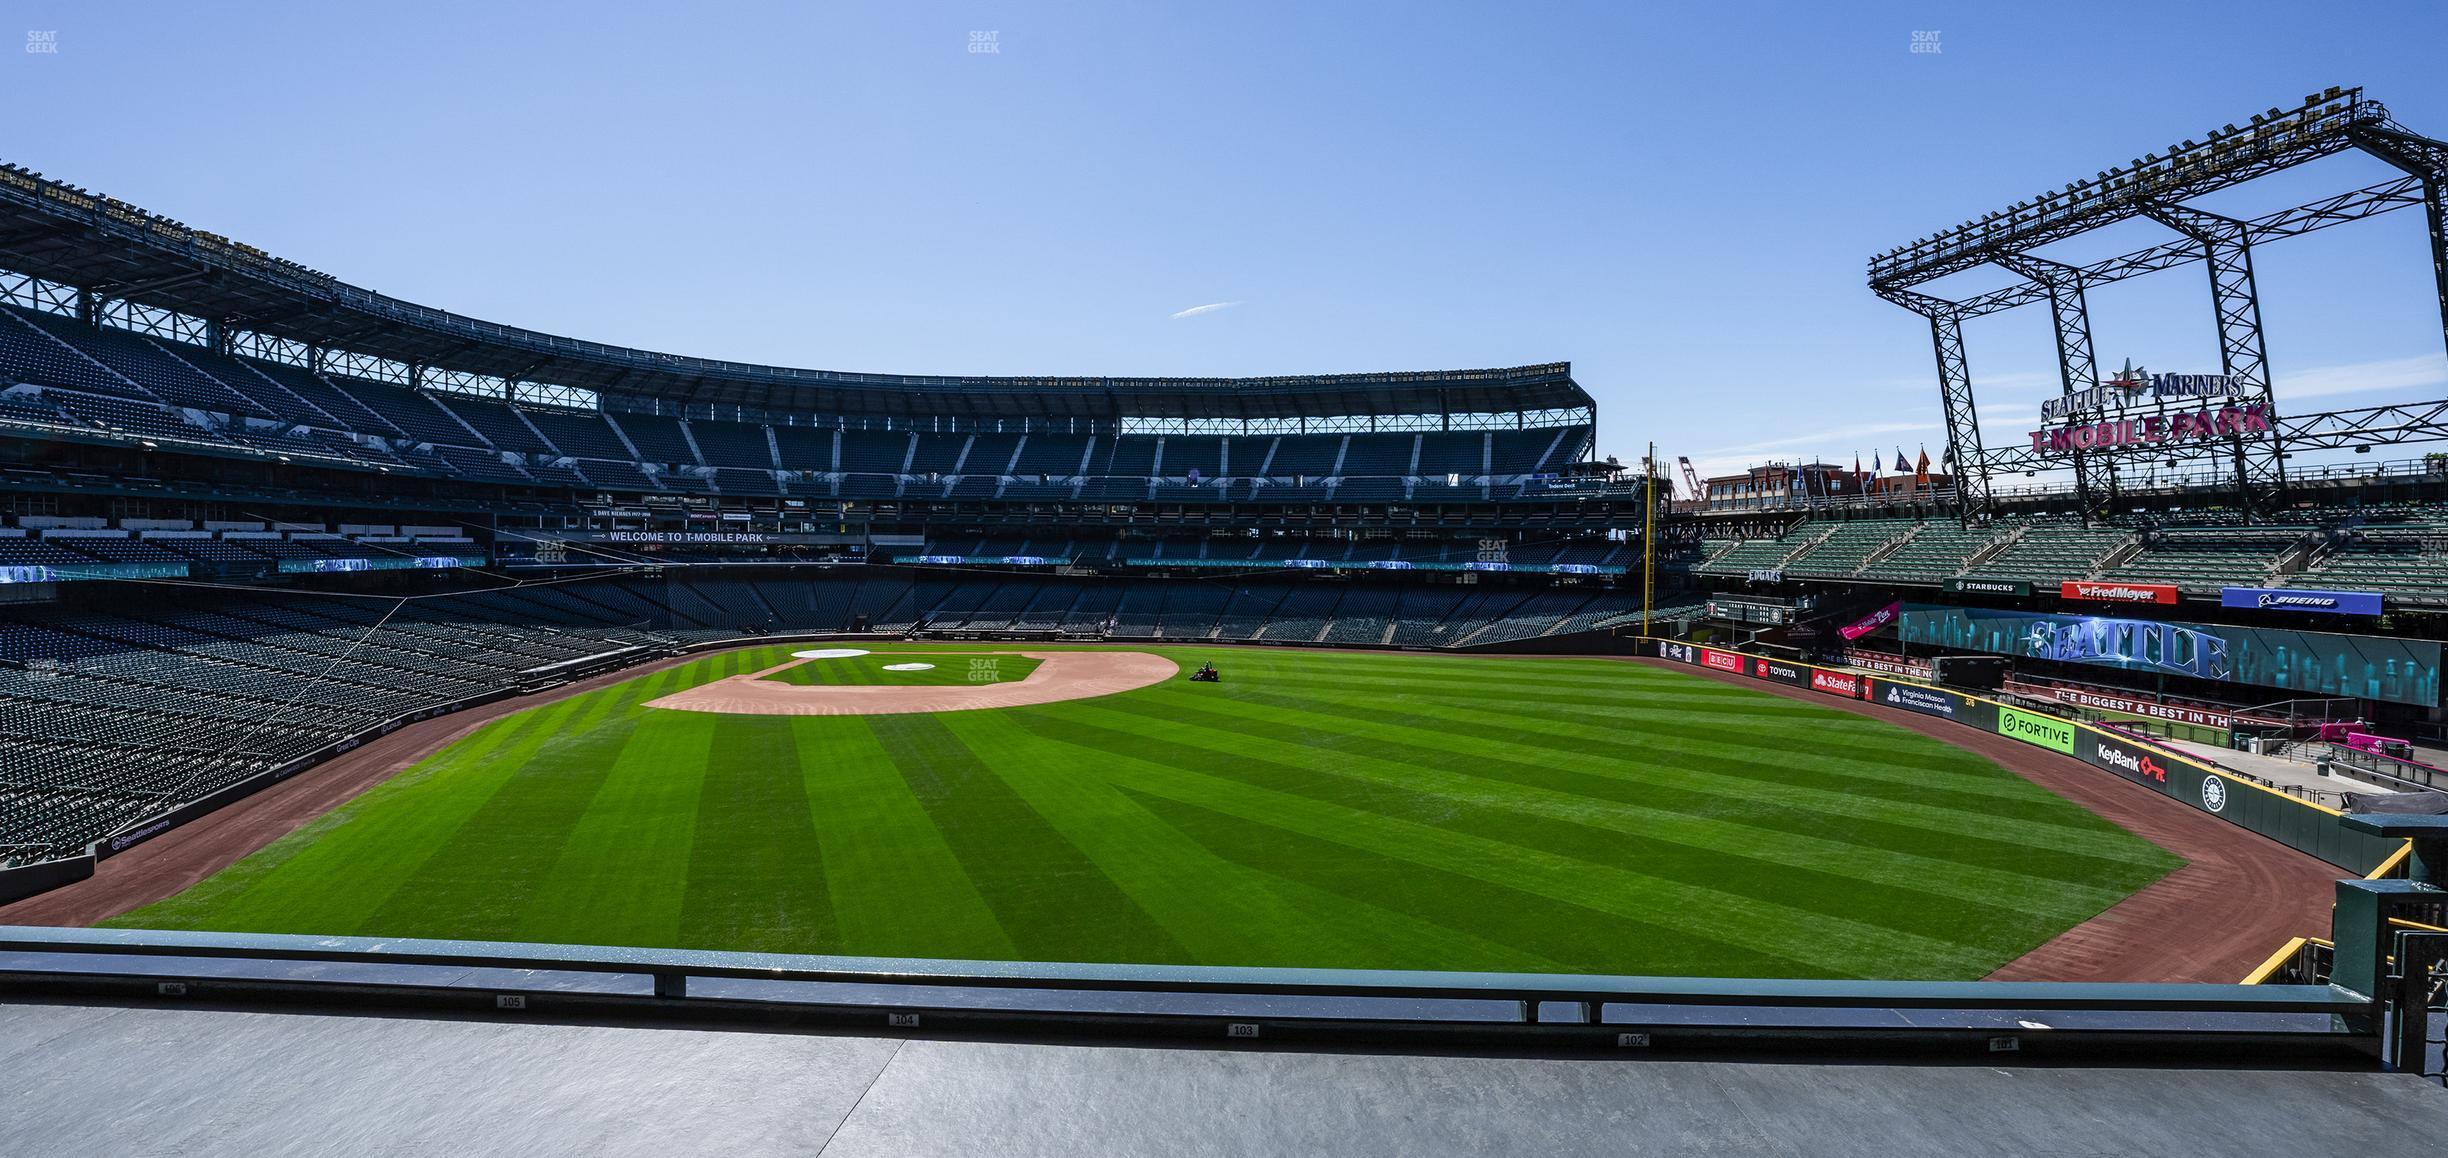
(3, 1000, 2445, 1157)
(2159, 739, 2388, 802)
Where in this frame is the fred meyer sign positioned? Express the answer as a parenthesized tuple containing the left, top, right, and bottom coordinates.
(2221, 586, 2383, 617)
(1997, 706, 2077, 754)
(2062, 581, 2178, 605)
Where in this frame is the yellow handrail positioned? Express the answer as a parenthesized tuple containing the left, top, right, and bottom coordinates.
(2240, 936, 2310, 984)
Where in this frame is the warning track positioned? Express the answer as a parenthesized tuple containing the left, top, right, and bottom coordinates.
(1643, 658, 2340, 983)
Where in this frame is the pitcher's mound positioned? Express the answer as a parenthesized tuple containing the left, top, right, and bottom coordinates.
(647, 651, 1179, 716)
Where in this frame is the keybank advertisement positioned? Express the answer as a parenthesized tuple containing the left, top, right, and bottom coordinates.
(1898, 605, 2442, 707)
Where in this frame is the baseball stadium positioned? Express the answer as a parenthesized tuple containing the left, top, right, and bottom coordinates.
(4, 14, 2448, 1155)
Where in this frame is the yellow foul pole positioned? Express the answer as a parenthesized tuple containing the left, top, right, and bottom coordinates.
(1642, 440, 1656, 638)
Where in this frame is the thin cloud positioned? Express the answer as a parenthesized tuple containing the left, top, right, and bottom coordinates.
(1169, 301, 1242, 320)
(2276, 354, 2447, 401)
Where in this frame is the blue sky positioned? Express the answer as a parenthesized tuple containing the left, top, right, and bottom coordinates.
(3, 2, 2444, 483)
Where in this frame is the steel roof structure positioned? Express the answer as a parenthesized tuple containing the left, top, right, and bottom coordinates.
(0, 165, 1590, 423)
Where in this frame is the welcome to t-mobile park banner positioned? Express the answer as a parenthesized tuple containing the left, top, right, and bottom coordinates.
(1836, 601, 1903, 641)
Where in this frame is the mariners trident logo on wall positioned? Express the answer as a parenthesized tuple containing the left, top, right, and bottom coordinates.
(2039, 358, 2247, 421)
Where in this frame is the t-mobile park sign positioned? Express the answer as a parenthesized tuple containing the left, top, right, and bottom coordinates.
(2027, 403, 2272, 456)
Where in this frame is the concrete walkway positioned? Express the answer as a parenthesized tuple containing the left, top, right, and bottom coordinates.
(4, 1000, 2446, 1157)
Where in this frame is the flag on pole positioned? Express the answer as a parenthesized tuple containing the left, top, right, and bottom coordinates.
(1870, 450, 1881, 473)
(1915, 446, 1931, 485)
(1894, 446, 1908, 472)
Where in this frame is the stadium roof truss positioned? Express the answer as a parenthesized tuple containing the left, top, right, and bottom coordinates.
(1870, 87, 2448, 521)
(0, 166, 1593, 428)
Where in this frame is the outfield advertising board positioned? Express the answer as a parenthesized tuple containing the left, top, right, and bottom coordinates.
(1996, 706, 2078, 754)
(1651, 638, 2400, 874)
(2060, 581, 2179, 605)
(1945, 578, 2032, 596)
(2035, 685, 2267, 730)
(1898, 604, 2443, 707)
(1809, 669, 1864, 699)
(2220, 586, 2384, 617)
(1750, 657, 1808, 687)
(1871, 678, 1955, 719)
(1845, 649, 1935, 678)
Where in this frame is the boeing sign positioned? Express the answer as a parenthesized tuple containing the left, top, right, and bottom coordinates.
(2221, 586, 2384, 617)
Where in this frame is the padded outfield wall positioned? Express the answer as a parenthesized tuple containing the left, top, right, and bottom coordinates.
(1648, 640, 2407, 876)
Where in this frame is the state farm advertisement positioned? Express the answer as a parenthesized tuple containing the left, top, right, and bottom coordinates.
(1809, 669, 1863, 699)
(2061, 581, 2179, 605)
(1701, 648, 1746, 673)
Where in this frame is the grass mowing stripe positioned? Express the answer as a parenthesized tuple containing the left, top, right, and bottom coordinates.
(1290, 675, 2122, 798)
(520, 709, 720, 947)
(1186, 686, 2164, 872)
(1103, 690, 2162, 896)
(677, 715, 835, 952)
(100, 693, 578, 932)
(940, 712, 1557, 971)
(867, 714, 1192, 965)
(793, 717, 1016, 960)
(117, 645, 2184, 981)
(1047, 702, 2091, 948)
(1119, 786, 1831, 978)
(1026, 721, 1980, 978)
(354, 678, 655, 939)
(120, 688, 599, 935)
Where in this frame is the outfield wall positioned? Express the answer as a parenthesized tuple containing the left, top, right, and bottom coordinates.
(1647, 640, 2407, 876)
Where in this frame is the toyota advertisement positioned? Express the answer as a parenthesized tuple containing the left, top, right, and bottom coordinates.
(1751, 657, 1808, 687)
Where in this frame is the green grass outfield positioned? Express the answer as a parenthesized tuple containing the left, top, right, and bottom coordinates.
(759, 651, 1043, 687)
(109, 645, 2180, 979)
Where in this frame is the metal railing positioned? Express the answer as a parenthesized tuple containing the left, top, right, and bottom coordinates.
(0, 926, 2377, 1056)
